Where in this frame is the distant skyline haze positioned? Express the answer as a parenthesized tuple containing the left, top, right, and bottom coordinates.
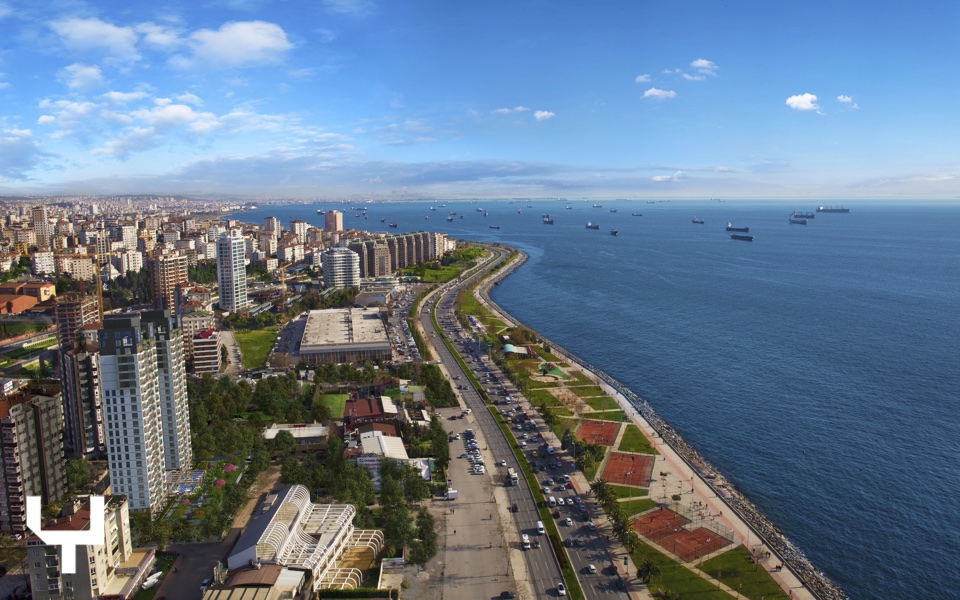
(0, 0, 958, 199)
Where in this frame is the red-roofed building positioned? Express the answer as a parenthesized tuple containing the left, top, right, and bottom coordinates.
(0, 293, 37, 314)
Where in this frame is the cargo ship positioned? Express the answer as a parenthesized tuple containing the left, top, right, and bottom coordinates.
(726, 222, 750, 232)
(585, 221, 600, 230)
(692, 217, 705, 224)
(631, 213, 642, 216)
(489, 225, 501, 229)
(730, 234, 754, 241)
(816, 206, 850, 213)
(789, 218, 808, 225)
(610, 229, 619, 236)
(542, 214, 554, 224)
(792, 211, 815, 219)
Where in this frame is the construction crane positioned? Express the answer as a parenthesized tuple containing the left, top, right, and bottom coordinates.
(278, 262, 293, 310)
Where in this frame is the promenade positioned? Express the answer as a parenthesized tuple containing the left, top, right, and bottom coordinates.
(473, 248, 843, 600)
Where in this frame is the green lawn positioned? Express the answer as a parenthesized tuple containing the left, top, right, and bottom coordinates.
(585, 410, 627, 422)
(619, 498, 658, 516)
(630, 540, 732, 600)
(567, 371, 593, 384)
(567, 385, 605, 398)
(584, 396, 620, 411)
(318, 393, 349, 419)
(234, 326, 279, 369)
(618, 424, 660, 455)
(609, 484, 649, 500)
(700, 546, 790, 599)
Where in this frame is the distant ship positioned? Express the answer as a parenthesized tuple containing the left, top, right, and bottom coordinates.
(476, 208, 484, 212)
(380, 217, 385, 222)
(586, 221, 600, 230)
(489, 225, 501, 229)
(317, 209, 325, 214)
(790, 218, 808, 225)
(565, 206, 573, 210)
(460, 215, 464, 219)
(730, 234, 754, 241)
(631, 213, 642, 216)
(692, 217, 705, 224)
(817, 206, 850, 213)
(542, 214, 554, 224)
(610, 208, 618, 213)
(484, 211, 489, 217)
(593, 204, 603, 208)
(792, 211, 815, 219)
(389, 223, 398, 228)
(518, 209, 522, 214)
(610, 229, 619, 236)
(447, 216, 454, 222)
(726, 222, 750, 232)
(430, 206, 436, 211)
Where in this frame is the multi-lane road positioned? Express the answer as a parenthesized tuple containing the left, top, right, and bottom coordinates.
(419, 247, 630, 599)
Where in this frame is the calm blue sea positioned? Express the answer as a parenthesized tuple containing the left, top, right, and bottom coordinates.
(230, 199, 960, 599)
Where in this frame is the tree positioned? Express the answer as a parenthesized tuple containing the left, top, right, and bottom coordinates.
(271, 429, 297, 455)
(408, 507, 437, 567)
(66, 458, 92, 491)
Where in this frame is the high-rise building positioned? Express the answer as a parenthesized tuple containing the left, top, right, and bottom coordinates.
(32, 205, 52, 250)
(290, 219, 309, 241)
(140, 310, 192, 471)
(152, 253, 188, 312)
(216, 231, 248, 313)
(55, 294, 105, 458)
(263, 216, 280, 237)
(0, 385, 68, 536)
(98, 316, 167, 513)
(324, 210, 343, 233)
(321, 247, 360, 288)
(25, 495, 139, 600)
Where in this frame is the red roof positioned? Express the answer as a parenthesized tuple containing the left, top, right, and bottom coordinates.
(343, 397, 383, 419)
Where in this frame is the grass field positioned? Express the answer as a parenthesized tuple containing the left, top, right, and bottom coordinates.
(584, 396, 620, 411)
(318, 393, 349, 419)
(619, 498, 658, 516)
(608, 484, 650, 499)
(700, 545, 790, 599)
(585, 410, 626, 422)
(567, 385, 605, 398)
(630, 540, 731, 600)
(618, 424, 660, 455)
(234, 326, 278, 370)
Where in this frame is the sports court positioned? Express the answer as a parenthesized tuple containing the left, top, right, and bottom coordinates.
(632, 508, 733, 562)
(601, 451, 655, 486)
(577, 419, 619, 446)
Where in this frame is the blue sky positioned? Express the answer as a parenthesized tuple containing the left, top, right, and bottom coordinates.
(1, 0, 958, 199)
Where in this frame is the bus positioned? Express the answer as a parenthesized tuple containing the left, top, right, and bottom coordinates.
(507, 468, 519, 483)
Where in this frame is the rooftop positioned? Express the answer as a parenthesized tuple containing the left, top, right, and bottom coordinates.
(299, 308, 389, 352)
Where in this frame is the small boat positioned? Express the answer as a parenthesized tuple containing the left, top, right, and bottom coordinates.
(789, 218, 808, 225)
(730, 234, 754, 241)
(317, 209, 325, 214)
(518, 209, 522, 214)
(610, 229, 619, 236)
(430, 206, 436, 211)
(389, 223, 398, 228)
(726, 222, 750, 232)
(586, 221, 600, 230)
(542, 214, 554, 224)
(631, 213, 642, 216)
(460, 215, 464, 219)
(484, 211, 489, 217)
(425, 216, 429, 220)
(447, 216, 454, 222)
(380, 217, 385, 222)
(610, 208, 618, 213)
(565, 206, 572, 210)
(476, 208, 484, 212)
(354, 213, 360, 217)
(489, 225, 501, 229)
(593, 203, 603, 208)
(692, 217, 705, 224)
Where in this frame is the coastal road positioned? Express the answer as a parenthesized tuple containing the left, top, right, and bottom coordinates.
(419, 247, 629, 600)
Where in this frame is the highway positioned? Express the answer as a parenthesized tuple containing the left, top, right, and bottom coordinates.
(418, 247, 630, 599)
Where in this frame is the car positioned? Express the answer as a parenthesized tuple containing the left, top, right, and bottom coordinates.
(564, 517, 573, 526)
(500, 592, 516, 599)
(520, 441, 527, 448)
(556, 497, 565, 506)
(458, 453, 468, 459)
(200, 579, 211, 593)
(557, 582, 567, 596)
(500, 459, 507, 467)
(566, 481, 574, 489)
(542, 486, 550, 494)
(587, 521, 596, 530)
(587, 564, 597, 574)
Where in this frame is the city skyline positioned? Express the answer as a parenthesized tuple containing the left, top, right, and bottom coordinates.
(0, 0, 958, 199)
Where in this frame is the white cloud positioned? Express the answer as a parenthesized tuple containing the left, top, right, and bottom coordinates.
(643, 88, 676, 100)
(99, 91, 150, 104)
(37, 115, 55, 125)
(786, 93, 819, 111)
(50, 18, 140, 62)
(533, 110, 555, 121)
(134, 22, 183, 50)
(682, 73, 705, 81)
(185, 21, 292, 68)
(93, 127, 159, 159)
(322, 0, 377, 17)
(0, 3, 12, 19)
(0, 128, 47, 180)
(634, 74, 651, 83)
(714, 166, 733, 173)
(690, 58, 718, 76)
(494, 106, 530, 114)
(837, 95, 859, 109)
(175, 93, 204, 106)
(57, 63, 105, 91)
(651, 170, 683, 182)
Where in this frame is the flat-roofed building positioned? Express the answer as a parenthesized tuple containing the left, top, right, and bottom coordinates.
(298, 308, 390, 365)
(226, 485, 383, 592)
(262, 423, 329, 451)
(192, 328, 223, 375)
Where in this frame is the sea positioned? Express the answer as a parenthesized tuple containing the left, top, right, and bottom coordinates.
(229, 199, 960, 599)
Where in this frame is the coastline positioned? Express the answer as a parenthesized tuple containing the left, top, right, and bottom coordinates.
(476, 246, 845, 600)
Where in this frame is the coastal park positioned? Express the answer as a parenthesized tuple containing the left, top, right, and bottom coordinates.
(455, 252, 795, 599)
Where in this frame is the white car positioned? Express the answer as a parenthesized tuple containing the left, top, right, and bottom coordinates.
(557, 582, 567, 596)
(500, 460, 507, 467)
